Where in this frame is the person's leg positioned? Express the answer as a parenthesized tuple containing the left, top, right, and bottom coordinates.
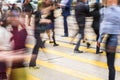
(46, 30, 53, 43)
(93, 29, 102, 54)
(105, 34, 118, 80)
(106, 52, 116, 80)
(70, 30, 79, 44)
(50, 23, 59, 46)
(29, 34, 42, 67)
(0, 62, 7, 79)
(74, 25, 85, 53)
(63, 16, 68, 37)
(74, 33, 83, 53)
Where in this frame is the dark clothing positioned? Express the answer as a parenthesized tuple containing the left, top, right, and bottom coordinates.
(75, 2, 89, 25)
(22, 3, 33, 13)
(63, 16, 69, 36)
(29, 11, 44, 67)
(90, 4, 101, 54)
(46, 10, 55, 23)
(74, 2, 89, 51)
(90, 8, 100, 30)
(46, 7, 58, 45)
(61, 0, 72, 17)
(34, 11, 47, 33)
(61, 0, 72, 36)
(0, 62, 7, 79)
(105, 34, 118, 80)
(29, 34, 43, 67)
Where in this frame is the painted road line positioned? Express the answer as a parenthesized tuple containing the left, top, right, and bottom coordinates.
(27, 74, 40, 80)
(45, 40, 120, 59)
(35, 59, 103, 80)
(26, 44, 120, 71)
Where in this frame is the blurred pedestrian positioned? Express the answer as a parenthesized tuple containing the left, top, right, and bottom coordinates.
(29, 3, 51, 68)
(45, 0, 59, 46)
(6, 7, 28, 80)
(60, 0, 72, 37)
(74, 0, 90, 53)
(97, 0, 120, 80)
(0, 19, 12, 80)
(22, 0, 33, 26)
(90, 3, 103, 54)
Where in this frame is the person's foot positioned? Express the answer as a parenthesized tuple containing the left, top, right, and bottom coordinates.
(96, 51, 103, 54)
(74, 50, 83, 53)
(53, 43, 59, 46)
(29, 66, 40, 69)
(49, 41, 54, 43)
(41, 40, 46, 48)
(87, 42, 91, 48)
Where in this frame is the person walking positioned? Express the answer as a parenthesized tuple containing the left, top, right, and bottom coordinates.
(29, 3, 51, 68)
(60, 0, 72, 37)
(74, 0, 90, 53)
(90, 3, 103, 54)
(97, 0, 120, 80)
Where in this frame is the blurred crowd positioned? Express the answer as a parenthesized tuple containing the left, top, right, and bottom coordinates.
(0, 0, 120, 80)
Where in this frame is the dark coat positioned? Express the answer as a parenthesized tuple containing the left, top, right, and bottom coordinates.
(75, 2, 89, 25)
(90, 3, 101, 30)
(61, 0, 72, 17)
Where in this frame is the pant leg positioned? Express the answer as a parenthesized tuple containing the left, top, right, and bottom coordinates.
(29, 33, 42, 67)
(74, 26, 84, 51)
(63, 16, 68, 36)
(74, 34, 82, 50)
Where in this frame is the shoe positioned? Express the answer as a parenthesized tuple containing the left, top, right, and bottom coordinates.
(41, 40, 46, 48)
(96, 51, 103, 54)
(74, 50, 83, 53)
(87, 42, 90, 48)
(49, 41, 54, 43)
(53, 43, 59, 46)
(82, 40, 85, 43)
(29, 66, 40, 69)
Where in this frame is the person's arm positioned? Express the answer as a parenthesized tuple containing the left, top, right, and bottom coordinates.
(97, 33, 105, 47)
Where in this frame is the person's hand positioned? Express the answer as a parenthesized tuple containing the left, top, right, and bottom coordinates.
(58, 4, 65, 8)
(97, 42, 101, 47)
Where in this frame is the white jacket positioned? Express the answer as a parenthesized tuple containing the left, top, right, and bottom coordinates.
(0, 26, 12, 50)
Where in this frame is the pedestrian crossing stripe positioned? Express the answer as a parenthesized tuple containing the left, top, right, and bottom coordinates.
(26, 44, 120, 72)
(25, 56, 103, 80)
(45, 40, 120, 58)
(27, 74, 40, 80)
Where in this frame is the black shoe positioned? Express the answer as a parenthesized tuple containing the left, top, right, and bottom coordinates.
(41, 40, 46, 48)
(74, 50, 83, 53)
(87, 42, 90, 48)
(96, 51, 103, 54)
(49, 41, 54, 43)
(53, 43, 59, 46)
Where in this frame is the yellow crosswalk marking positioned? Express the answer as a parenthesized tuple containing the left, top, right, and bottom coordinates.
(27, 74, 40, 80)
(46, 40, 120, 58)
(35, 60, 102, 80)
(26, 44, 120, 71)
